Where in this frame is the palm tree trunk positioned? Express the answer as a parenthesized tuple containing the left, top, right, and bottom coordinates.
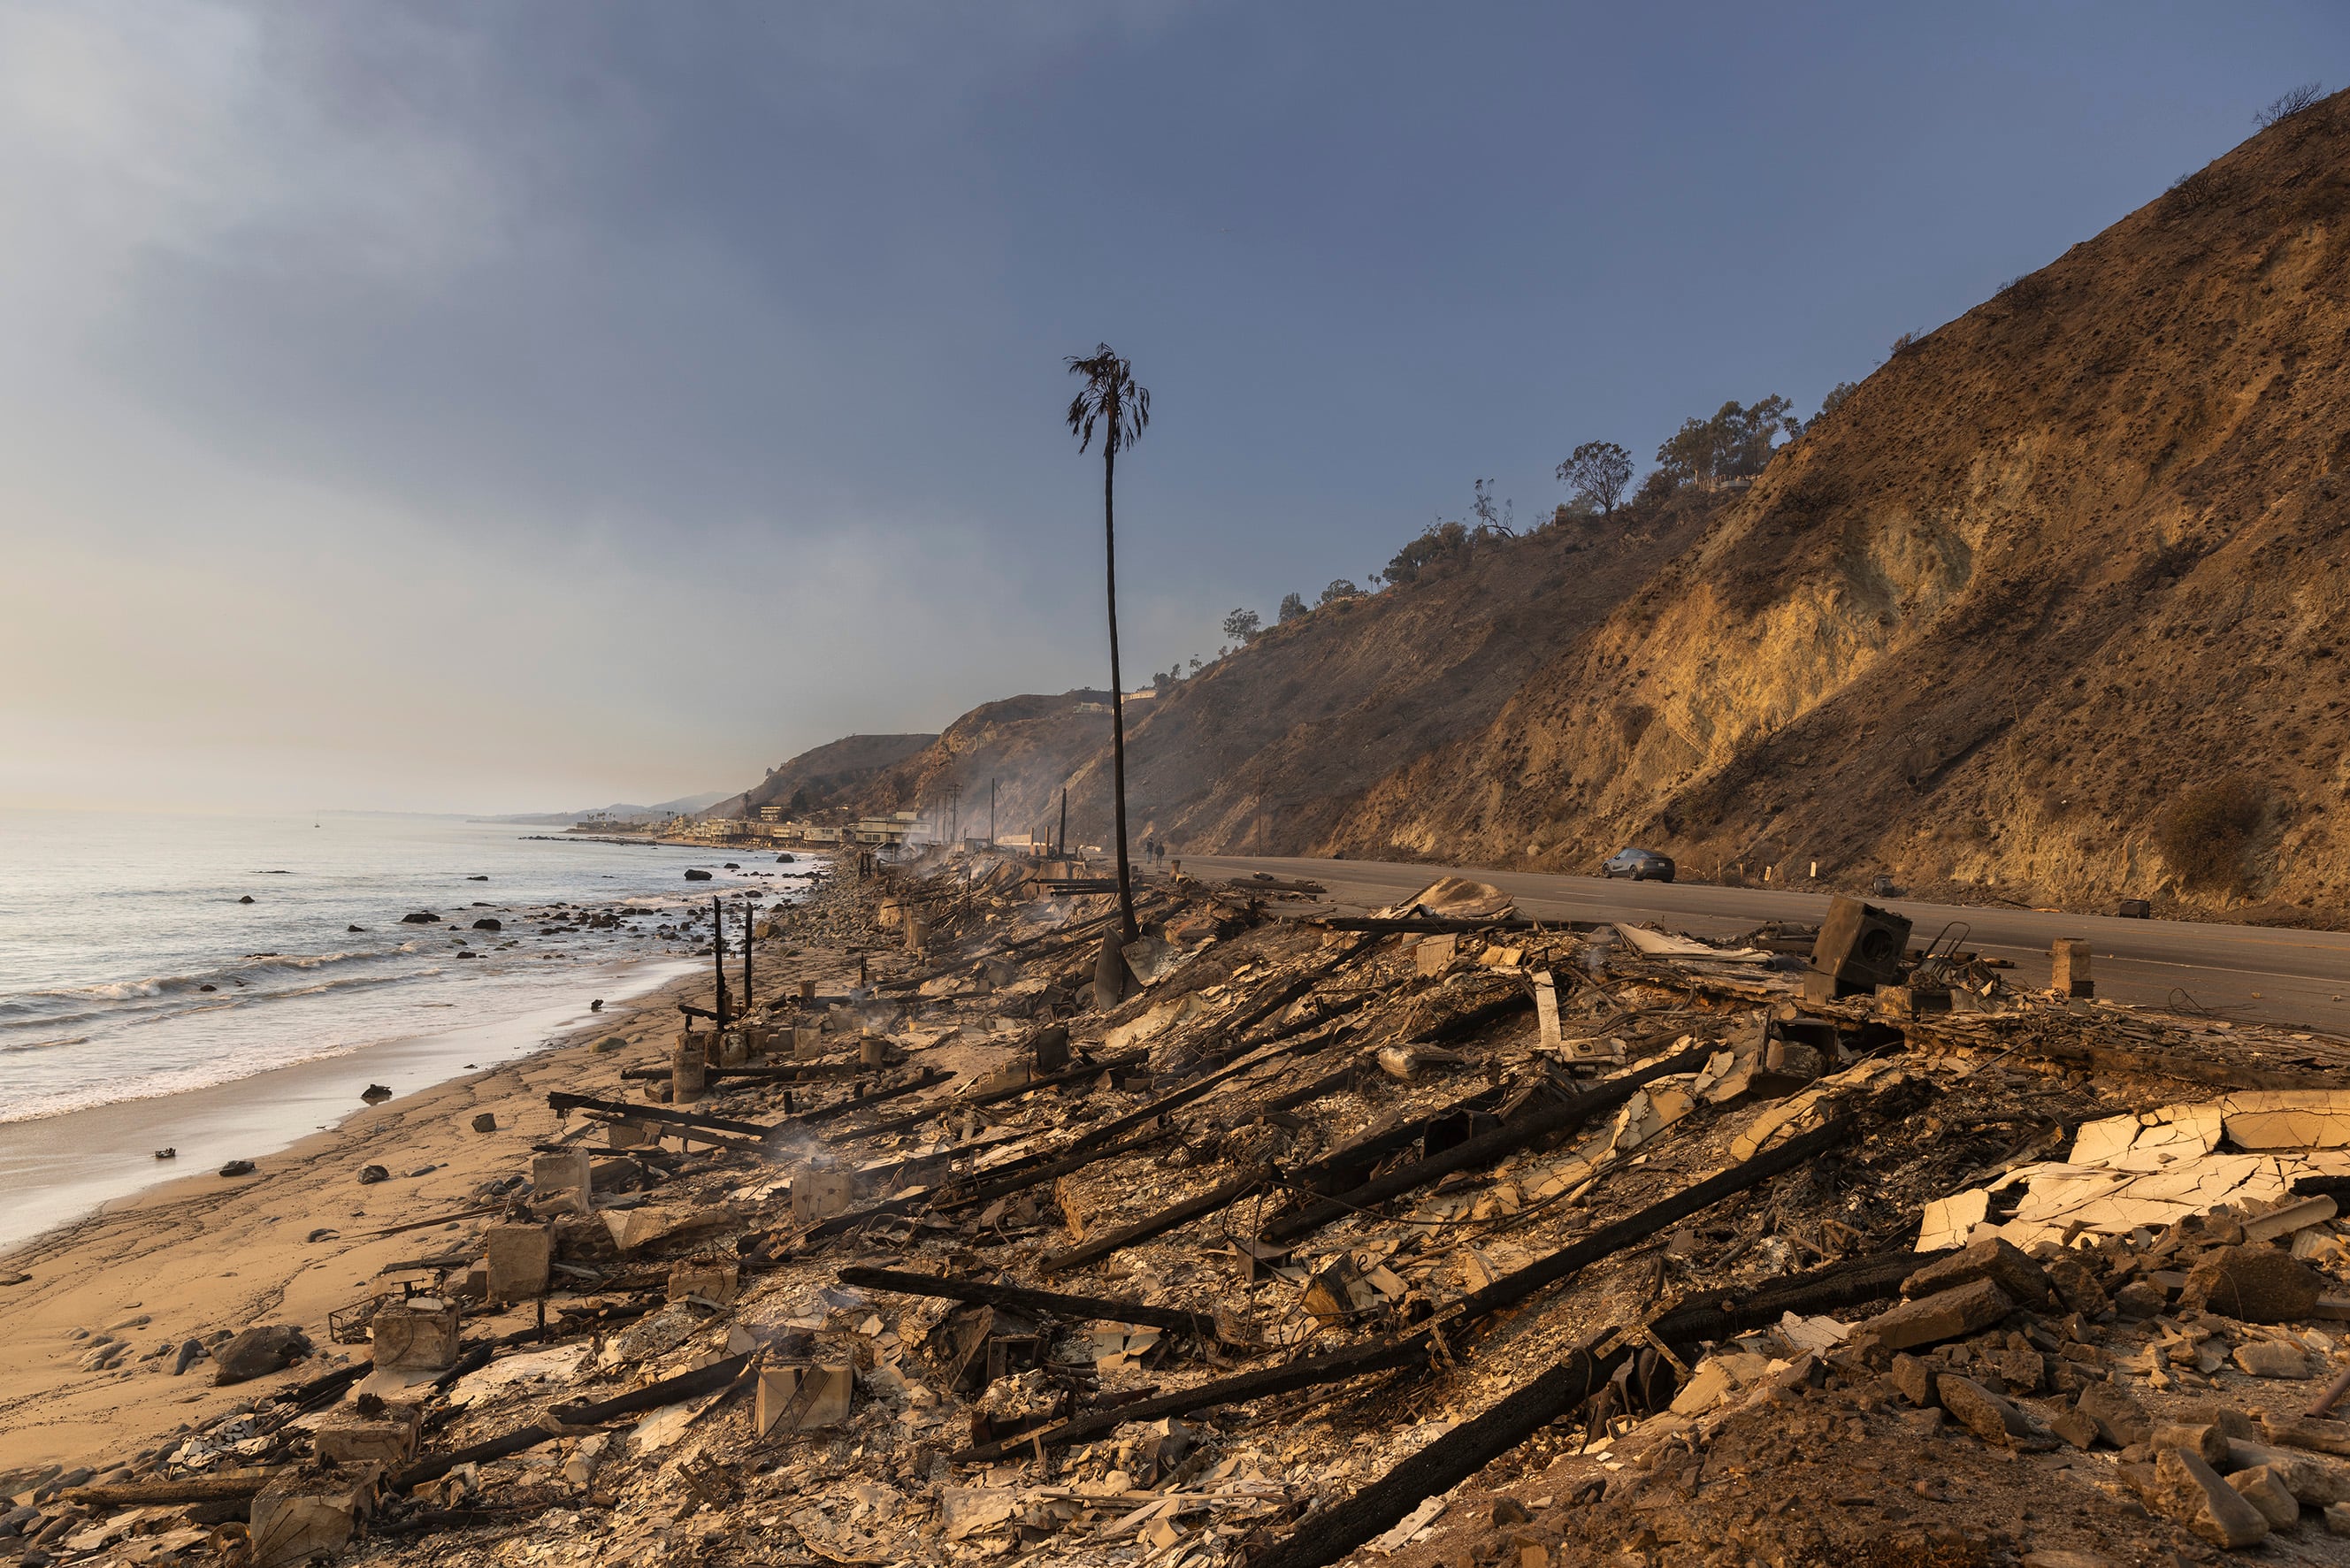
(1104, 445, 1138, 944)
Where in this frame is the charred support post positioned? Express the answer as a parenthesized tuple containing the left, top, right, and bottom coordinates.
(742, 901, 754, 1015)
(1041, 1169, 1270, 1275)
(712, 894, 730, 1031)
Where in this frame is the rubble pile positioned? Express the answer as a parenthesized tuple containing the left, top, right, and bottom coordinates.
(10, 863, 2350, 1568)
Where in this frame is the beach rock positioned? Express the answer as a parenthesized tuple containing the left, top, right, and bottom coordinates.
(471, 1113, 497, 1133)
(237, 895, 255, 904)
(456, 950, 478, 959)
(348, 924, 366, 932)
(154, 1148, 175, 1160)
(172, 1339, 204, 1375)
(0, 1271, 28, 1287)
(468, 875, 489, 881)
(356, 1165, 390, 1185)
(212, 1325, 310, 1385)
(361, 1084, 392, 1104)
(685, 869, 713, 882)
(401, 911, 440, 924)
(218, 1159, 256, 1178)
(471, 918, 501, 931)
(198, 983, 217, 992)
(305, 1228, 337, 1243)
(590, 999, 605, 1012)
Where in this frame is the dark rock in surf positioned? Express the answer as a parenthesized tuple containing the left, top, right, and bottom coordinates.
(467, 875, 489, 881)
(237, 895, 255, 905)
(471, 918, 501, 931)
(684, 868, 713, 882)
(361, 1084, 392, 1104)
(218, 1159, 256, 1178)
(401, 911, 440, 924)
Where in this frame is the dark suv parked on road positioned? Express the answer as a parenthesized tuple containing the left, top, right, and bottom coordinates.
(1601, 847, 1676, 883)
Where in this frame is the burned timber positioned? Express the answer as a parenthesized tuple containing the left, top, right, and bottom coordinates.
(13, 851, 2350, 1567)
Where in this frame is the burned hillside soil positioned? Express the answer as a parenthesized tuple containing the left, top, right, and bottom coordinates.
(15, 851, 2350, 1568)
(1339, 93, 2350, 922)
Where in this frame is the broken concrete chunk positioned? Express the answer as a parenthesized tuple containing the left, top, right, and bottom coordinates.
(2181, 1244, 2327, 1322)
(2224, 1439, 2350, 1505)
(2244, 1194, 2339, 1245)
(2151, 1421, 2229, 1468)
(2228, 1465, 2300, 1529)
(2155, 1447, 2269, 1549)
(2076, 1381, 2153, 1449)
(667, 1258, 741, 1306)
(1935, 1373, 2056, 1450)
(370, 1297, 460, 1373)
(1902, 1235, 2055, 1308)
(2261, 1413, 2350, 1456)
(1916, 1189, 1991, 1252)
(485, 1224, 553, 1304)
(531, 1149, 592, 1201)
(1859, 1278, 2014, 1353)
(314, 1409, 421, 1465)
(792, 1170, 856, 1224)
(754, 1362, 854, 1434)
(2233, 1338, 2317, 1379)
(250, 1472, 381, 1568)
(1887, 1353, 1938, 1409)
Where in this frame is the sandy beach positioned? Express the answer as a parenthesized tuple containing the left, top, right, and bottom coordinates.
(0, 954, 754, 1470)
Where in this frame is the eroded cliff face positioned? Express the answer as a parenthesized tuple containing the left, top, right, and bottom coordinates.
(1341, 95, 2350, 919)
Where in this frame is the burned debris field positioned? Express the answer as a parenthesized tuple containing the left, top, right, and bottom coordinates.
(13, 853, 2350, 1568)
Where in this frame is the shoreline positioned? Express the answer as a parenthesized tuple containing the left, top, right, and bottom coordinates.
(0, 952, 745, 1467)
(0, 952, 701, 1256)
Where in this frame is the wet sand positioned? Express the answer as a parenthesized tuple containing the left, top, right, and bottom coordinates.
(0, 962, 708, 1469)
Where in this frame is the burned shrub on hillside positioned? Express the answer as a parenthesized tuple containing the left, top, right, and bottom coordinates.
(2156, 776, 2267, 894)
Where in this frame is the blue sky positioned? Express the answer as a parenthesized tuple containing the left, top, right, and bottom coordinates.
(0, 1, 2339, 811)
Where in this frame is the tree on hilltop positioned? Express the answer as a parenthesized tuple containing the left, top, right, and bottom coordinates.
(1557, 440, 1633, 519)
(1655, 396, 1797, 490)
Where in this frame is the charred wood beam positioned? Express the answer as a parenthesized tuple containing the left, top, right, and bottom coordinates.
(1649, 1245, 1948, 1349)
(546, 1091, 770, 1138)
(1251, 1333, 1630, 1568)
(1303, 916, 1552, 933)
(1282, 1083, 1512, 1197)
(950, 1337, 1422, 1465)
(823, 1051, 1144, 1146)
(618, 1061, 881, 1084)
(1443, 1117, 1855, 1327)
(1041, 1169, 1272, 1276)
(928, 1127, 1175, 1215)
(1222, 932, 1384, 1043)
(773, 1067, 953, 1128)
(393, 1351, 754, 1491)
(1250, 1122, 1863, 1567)
(66, 1472, 285, 1507)
(836, 1266, 1242, 1341)
(1260, 1044, 1716, 1246)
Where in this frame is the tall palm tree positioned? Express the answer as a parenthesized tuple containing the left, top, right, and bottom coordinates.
(1065, 343, 1150, 945)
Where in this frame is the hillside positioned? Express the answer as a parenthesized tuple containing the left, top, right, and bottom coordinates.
(830, 691, 1117, 842)
(1342, 91, 2350, 918)
(702, 732, 936, 822)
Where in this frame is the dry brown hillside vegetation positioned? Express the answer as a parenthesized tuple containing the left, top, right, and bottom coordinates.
(725, 91, 2349, 922)
(1343, 89, 2350, 921)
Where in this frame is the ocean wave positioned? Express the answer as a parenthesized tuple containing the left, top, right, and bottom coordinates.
(0, 946, 403, 1017)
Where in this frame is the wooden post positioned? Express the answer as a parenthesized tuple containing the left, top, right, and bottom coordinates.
(741, 901, 753, 1015)
(711, 894, 730, 1030)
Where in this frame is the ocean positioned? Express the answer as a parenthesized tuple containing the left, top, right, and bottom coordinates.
(0, 808, 799, 1246)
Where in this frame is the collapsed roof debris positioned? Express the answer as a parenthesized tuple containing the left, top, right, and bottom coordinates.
(14, 870, 2350, 1568)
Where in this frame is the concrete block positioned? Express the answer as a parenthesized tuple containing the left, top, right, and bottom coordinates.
(486, 1225, 553, 1303)
(717, 1030, 750, 1068)
(667, 1258, 740, 1305)
(531, 1150, 592, 1201)
(2050, 938, 2094, 998)
(754, 1362, 854, 1434)
(673, 1035, 707, 1103)
(313, 1409, 420, 1465)
(793, 1025, 824, 1060)
(2230, 1465, 2300, 1529)
(792, 1169, 855, 1223)
(250, 1471, 380, 1568)
(369, 1297, 460, 1372)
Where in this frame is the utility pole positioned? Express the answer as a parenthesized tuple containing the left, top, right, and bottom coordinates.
(711, 893, 730, 1030)
(947, 781, 961, 845)
(1058, 788, 1068, 860)
(989, 778, 997, 848)
(741, 899, 754, 1016)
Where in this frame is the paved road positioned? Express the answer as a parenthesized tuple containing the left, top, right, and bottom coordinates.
(1178, 854, 2350, 1037)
